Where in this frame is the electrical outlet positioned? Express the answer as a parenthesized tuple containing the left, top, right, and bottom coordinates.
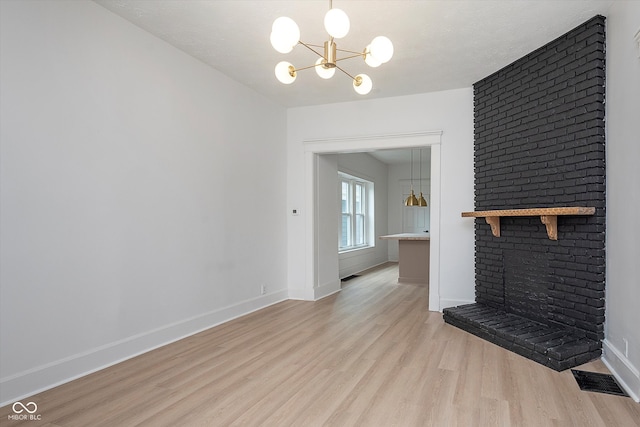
(261, 284, 267, 295)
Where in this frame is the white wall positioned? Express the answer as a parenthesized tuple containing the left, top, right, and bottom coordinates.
(0, 0, 288, 404)
(287, 89, 475, 309)
(602, 0, 640, 402)
(337, 152, 389, 278)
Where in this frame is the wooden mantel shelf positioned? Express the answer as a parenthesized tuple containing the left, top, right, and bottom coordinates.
(461, 207, 595, 240)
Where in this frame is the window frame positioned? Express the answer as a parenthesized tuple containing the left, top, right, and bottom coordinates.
(339, 172, 373, 253)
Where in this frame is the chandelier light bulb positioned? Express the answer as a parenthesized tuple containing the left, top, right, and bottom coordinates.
(369, 36, 394, 63)
(271, 17, 300, 50)
(270, 31, 294, 54)
(353, 73, 372, 95)
(324, 8, 350, 39)
(364, 45, 382, 68)
(275, 61, 297, 84)
(315, 58, 336, 79)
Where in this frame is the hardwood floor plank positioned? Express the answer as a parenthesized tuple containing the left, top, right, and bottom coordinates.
(1, 263, 638, 426)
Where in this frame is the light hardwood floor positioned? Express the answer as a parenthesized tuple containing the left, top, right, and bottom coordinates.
(2, 263, 639, 426)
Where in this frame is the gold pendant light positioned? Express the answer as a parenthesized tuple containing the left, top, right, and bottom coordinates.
(406, 190, 419, 206)
(405, 150, 419, 206)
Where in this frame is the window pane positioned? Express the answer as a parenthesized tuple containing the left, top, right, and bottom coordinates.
(341, 182, 349, 213)
(341, 214, 351, 247)
(355, 183, 363, 214)
(355, 214, 364, 245)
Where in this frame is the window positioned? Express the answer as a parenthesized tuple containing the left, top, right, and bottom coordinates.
(339, 173, 373, 251)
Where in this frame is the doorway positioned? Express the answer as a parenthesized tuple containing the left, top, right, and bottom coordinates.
(303, 131, 442, 311)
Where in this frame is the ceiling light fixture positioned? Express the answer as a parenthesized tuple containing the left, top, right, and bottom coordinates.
(270, 0, 393, 95)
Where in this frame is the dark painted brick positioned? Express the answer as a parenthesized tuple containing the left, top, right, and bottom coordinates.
(465, 16, 606, 368)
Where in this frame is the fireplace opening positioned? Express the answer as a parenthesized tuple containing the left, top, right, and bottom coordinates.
(504, 250, 550, 323)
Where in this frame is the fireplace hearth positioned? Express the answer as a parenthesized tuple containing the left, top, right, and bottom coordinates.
(444, 304, 600, 371)
(443, 16, 606, 371)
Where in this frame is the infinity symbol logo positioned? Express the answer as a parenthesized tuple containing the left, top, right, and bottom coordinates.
(12, 401, 38, 414)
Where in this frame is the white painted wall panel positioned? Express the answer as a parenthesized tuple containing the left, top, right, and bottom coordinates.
(603, 0, 640, 401)
(0, 0, 287, 404)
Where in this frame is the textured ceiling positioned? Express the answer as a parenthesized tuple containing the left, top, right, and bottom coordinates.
(94, 0, 613, 108)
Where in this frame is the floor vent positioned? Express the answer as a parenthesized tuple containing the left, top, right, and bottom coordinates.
(341, 275, 360, 282)
(571, 370, 629, 397)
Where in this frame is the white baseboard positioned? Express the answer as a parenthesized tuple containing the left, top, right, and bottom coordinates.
(342, 260, 392, 279)
(601, 339, 640, 402)
(338, 256, 388, 280)
(0, 290, 288, 407)
(314, 279, 341, 300)
(288, 287, 314, 300)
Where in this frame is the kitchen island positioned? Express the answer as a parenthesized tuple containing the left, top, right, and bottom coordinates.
(379, 233, 430, 285)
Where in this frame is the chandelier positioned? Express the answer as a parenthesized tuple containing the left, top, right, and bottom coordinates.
(270, 0, 394, 95)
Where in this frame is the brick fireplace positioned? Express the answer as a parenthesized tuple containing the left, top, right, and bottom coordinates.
(443, 16, 606, 371)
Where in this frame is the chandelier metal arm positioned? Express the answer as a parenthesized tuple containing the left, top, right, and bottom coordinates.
(300, 41, 364, 60)
(302, 42, 325, 49)
(291, 62, 324, 73)
(335, 52, 365, 62)
(333, 63, 356, 81)
(298, 41, 325, 58)
(335, 47, 365, 55)
(298, 41, 363, 69)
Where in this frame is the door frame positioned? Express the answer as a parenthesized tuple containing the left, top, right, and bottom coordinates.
(303, 131, 442, 311)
